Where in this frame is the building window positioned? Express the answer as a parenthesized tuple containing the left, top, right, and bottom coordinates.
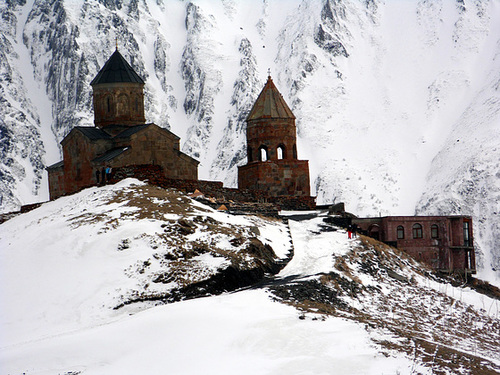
(259, 146, 268, 162)
(412, 223, 423, 239)
(368, 224, 380, 240)
(292, 144, 297, 159)
(397, 226, 404, 239)
(107, 96, 112, 113)
(463, 221, 470, 247)
(248, 146, 253, 162)
(431, 224, 439, 239)
(277, 145, 285, 160)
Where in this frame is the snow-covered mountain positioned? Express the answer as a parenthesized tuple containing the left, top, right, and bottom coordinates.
(1, 0, 499, 281)
(1, 179, 498, 374)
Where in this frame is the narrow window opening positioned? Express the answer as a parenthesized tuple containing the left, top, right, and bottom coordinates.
(277, 147, 283, 160)
(248, 146, 253, 162)
(463, 221, 470, 247)
(431, 224, 439, 239)
(397, 226, 404, 239)
(259, 146, 268, 162)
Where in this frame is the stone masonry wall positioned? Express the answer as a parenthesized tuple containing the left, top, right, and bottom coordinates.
(112, 164, 316, 211)
(246, 118, 297, 162)
(238, 160, 311, 197)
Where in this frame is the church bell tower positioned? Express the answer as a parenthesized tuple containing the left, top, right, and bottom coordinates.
(238, 75, 311, 197)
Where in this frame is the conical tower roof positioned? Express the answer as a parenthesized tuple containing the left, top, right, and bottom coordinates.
(90, 49, 144, 85)
(247, 76, 295, 121)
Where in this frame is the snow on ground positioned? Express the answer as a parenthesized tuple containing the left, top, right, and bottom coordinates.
(1, 289, 414, 375)
(0, 179, 290, 347)
(0, 182, 498, 374)
(280, 217, 352, 278)
(274, 212, 499, 374)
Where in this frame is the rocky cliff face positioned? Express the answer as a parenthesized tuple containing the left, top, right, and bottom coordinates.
(0, 0, 499, 280)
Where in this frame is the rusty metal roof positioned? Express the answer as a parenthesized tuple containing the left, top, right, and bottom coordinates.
(90, 49, 144, 85)
(246, 76, 295, 121)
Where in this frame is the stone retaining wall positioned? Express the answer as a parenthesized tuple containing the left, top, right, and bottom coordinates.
(111, 164, 316, 212)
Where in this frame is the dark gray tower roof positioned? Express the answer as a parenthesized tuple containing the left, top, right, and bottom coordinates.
(90, 49, 144, 85)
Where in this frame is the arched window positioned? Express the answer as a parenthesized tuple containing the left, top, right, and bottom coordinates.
(277, 145, 285, 160)
(247, 146, 253, 162)
(292, 144, 297, 159)
(259, 146, 268, 162)
(397, 225, 404, 239)
(431, 224, 439, 239)
(412, 223, 423, 239)
(368, 224, 380, 240)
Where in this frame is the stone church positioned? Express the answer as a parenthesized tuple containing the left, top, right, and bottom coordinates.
(238, 75, 311, 198)
(46, 49, 198, 200)
(47, 50, 313, 203)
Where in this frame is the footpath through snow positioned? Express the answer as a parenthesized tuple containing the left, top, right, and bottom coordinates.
(279, 215, 353, 278)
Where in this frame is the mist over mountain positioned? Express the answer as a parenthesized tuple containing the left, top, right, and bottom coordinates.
(1, 0, 499, 281)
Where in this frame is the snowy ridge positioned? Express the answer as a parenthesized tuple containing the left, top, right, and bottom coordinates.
(1, 181, 498, 374)
(209, 37, 262, 186)
(0, 179, 291, 347)
(0, 0, 499, 280)
(0, 1, 46, 211)
(417, 57, 500, 282)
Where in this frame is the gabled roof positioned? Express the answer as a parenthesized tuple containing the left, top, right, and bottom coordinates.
(113, 123, 152, 138)
(75, 126, 112, 140)
(114, 123, 180, 140)
(93, 147, 130, 163)
(46, 160, 64, 170)
(90, 49, 145, 85)
(247, 76, 295, 121)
